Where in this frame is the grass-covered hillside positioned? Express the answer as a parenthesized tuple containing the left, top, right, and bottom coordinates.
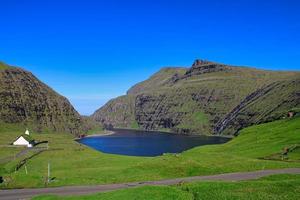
(92, 95, 137, 128)
(92, 67, 187, 129)
(215, 78, 300, 135)
(92, 59, 300, 135)
(1, 116, 299, 189)
(127, 67, 187, 95)
(0, 61, 86, 135)
(0, 61, 11, 70)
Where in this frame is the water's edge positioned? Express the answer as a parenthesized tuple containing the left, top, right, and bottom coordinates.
(76, 129, 231, 157)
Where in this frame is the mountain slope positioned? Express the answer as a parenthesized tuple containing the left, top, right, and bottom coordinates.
(127, 67, 187, 95)
(0, 61, 10, 70)
(0, 62, 84, 135)
(92, 59, 300, 135)
(215, 78, 300, 135)
(92, 95, 136, 128)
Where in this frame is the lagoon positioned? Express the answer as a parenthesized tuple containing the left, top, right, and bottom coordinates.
(77, 129, 230, 156)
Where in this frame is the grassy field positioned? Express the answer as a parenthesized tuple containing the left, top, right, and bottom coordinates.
(0, 117, 299, 189)
(33, 174, 300, 200)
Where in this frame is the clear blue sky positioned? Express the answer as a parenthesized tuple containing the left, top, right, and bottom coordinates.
(1, 0, 299, 115)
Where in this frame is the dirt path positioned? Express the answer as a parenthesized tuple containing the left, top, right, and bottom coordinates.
(1, 168, 300, 200)
(0, 146, 48, 164)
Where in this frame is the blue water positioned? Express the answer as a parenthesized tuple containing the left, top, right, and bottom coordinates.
(77, 129, 230, 157)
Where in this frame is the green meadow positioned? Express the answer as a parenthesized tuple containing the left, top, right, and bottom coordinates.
(0, 117, 299, 190)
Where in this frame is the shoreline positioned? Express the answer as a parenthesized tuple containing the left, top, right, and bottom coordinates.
(85, 130, 116, 138)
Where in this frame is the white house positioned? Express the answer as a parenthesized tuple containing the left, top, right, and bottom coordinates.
(12, 130, 35, 148)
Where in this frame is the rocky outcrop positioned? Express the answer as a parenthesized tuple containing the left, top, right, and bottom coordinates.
(0, 65, 85, 135)
(185, 60, 228, 77)
(171, 60, 229, 83)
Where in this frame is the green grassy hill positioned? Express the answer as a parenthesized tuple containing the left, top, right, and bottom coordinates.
(92, 95, 136, 128)
(127, 67, 187, 95)
(92, 67, 187, 129)
(0, 61, 11, 70)
(92, 59, 300, 135)
(0, 61, 86, 135)
(215, 77, 300, 135)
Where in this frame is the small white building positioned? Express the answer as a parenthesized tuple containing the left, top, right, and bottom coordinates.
(12, 129, 35, 148)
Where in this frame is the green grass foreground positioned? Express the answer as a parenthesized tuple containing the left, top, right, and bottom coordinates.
(0, 117, 299, 189)
(33, 174, 300, 200)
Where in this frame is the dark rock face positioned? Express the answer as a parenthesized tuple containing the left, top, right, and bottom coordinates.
(185, 63, 228, 77)
(170, 60, 229, 83)
(0, 67, 84, 135)
(135, 94, 182, 130)
(192, 59, 211, 66)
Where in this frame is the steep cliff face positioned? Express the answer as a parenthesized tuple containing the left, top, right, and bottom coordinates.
(91, 95, 136, 128)
(92, 67, 187, 129)
(0, 63, 84, 135)
(92, 59, 300, 135)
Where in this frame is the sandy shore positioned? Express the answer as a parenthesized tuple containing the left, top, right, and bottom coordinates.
(85, 130, 115, 137)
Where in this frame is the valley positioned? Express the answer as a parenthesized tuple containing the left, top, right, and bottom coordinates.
(0, 60, 299, 199)
(1, 1, 299, 199)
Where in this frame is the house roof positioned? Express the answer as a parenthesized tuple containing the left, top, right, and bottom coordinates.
(16, 134, 35, 143)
